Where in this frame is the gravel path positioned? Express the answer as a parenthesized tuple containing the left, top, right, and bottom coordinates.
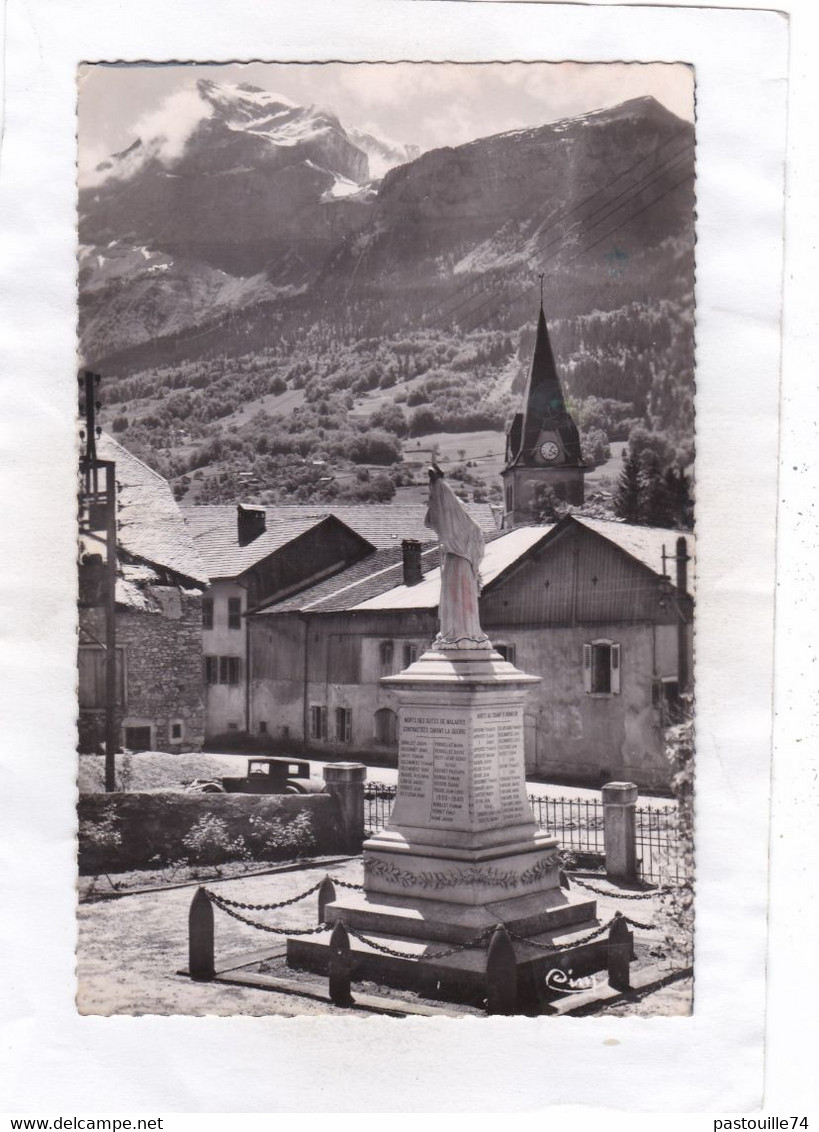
(76, 858, 366, 1017)
(77, 858, 690, 1017)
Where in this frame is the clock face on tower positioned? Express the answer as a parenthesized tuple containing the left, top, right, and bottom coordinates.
(539, 441, 560, 462)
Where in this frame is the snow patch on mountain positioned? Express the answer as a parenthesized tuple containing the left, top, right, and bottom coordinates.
(347, 126, 420, 179)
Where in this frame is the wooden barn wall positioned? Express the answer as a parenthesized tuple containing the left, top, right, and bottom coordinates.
(245, 524, 368, 608)
(481, 525, 673, 628)
(249, 614, 304, 681)
(249, 610, 437, 685)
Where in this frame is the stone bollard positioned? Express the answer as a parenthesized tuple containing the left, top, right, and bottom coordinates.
(602, 781, 639, 884)
(318, 875, 336, 924)
(188, 886, 215, 981)
(328, 921, 354, 1006)
(607, 912, 632, 991)
(323, 762, 367, 853)
(486, 924, 518, 1015)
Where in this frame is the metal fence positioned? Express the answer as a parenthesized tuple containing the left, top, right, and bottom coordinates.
(363, 782, 684, 886)
(363, 782, 396, 835)
(635, 804, 686, 885)
(527, 795, 605, 855)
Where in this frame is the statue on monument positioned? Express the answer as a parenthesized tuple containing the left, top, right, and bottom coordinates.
(425, 465, 491, 649)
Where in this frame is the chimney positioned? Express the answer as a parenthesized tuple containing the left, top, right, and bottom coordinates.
(402, 539, 423, 586)
(675, 536, 689, 596)
(237, 504, 266, 546)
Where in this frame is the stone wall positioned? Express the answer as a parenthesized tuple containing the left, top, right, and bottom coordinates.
(78, 791, 343, 873)
(78, 586, 205, 753)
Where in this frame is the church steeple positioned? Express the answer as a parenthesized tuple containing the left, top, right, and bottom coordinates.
(501, 290, 585, 526)
(519, 304, 580, 463)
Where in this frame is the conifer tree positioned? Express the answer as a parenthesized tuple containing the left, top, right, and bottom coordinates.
(640, 455, 674, 527)
(614, 450, 642, 523)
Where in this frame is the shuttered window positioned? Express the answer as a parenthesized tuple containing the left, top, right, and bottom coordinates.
(310, 705, 328, 740)
(206, 656, 240, 685)
(583, 640, 620, 695)
(402, 643, 418, 668)
(335, 707, 352, 743)
(228, 597, 242, 630)
(78, 647, 125, 708)
(202, 598, 213, 630)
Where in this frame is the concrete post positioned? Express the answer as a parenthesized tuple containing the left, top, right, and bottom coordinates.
(323, 762, 367, 853)
(602, 781, 639, 884)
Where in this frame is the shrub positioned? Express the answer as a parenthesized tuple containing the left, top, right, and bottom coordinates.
(182, 814, 249, 866)
(246, 811, 317, 860)
(79, 809, 122, 854)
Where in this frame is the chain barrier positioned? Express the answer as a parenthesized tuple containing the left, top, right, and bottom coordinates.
(204, 886, 654, 949)
(504, 917, 616, 953)
(345, 923, 495, 961)
(207, 893, 330, 936)
(202, 879, 324, 912)
(622, 914, 656, 931)
(328, 877, 365, 891)
(569, 876, 671, 901)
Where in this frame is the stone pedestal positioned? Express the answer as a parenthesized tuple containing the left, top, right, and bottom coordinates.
(323, 762, 367, 853)
(287, 647, 599, 1004)
(603, 781, 639, 883)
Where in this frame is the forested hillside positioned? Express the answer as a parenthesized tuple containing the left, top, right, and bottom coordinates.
(80, 82, 696, 513)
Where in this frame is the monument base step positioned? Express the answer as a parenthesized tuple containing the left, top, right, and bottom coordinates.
(286, 915, 621, 1008)
(324, 887, 597, 944)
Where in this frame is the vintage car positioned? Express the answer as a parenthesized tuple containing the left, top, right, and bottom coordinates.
(185, 756, 322, 795)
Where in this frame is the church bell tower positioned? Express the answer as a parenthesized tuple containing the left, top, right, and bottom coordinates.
(501, 294, 585, 526)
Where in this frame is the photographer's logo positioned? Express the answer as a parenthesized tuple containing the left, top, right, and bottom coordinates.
(544, 968, 601, 994)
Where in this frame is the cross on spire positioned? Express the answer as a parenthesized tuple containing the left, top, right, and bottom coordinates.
(538, 272, 545, 309)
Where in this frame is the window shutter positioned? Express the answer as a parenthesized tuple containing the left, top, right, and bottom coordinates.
(583, 644, 592, 693)
(321, 707, 328, 740)
(611, 643, 621, 694)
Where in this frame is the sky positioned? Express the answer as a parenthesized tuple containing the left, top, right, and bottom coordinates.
(77, 61, 694, 181)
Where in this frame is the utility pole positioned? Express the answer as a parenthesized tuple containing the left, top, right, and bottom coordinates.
(660, 538, 692, 696)
(78, 371, 118, 792)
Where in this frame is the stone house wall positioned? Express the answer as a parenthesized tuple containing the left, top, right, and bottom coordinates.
(78, 586, 205, 753)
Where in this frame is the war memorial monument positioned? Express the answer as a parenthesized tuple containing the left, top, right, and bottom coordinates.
(288, 469, 604, 1005)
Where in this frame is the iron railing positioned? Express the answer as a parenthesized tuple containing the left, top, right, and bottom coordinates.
(363, 782, 396, 835)
(635, 804, 686, 885)
(363, 782, 684, 886)
(527, 795, 605, 855)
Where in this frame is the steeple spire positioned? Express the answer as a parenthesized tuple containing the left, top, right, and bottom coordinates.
(520, 302, 572, 457)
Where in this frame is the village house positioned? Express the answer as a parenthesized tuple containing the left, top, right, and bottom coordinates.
(181, 505, 375, 741)
(247, 515, 693, 790)
(78, 434, 210, 753)
(181, 502, 496, 743)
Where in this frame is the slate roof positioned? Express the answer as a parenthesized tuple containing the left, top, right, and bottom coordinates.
(181, 506, 343, 579)
(572, 517, 695, 594)
(254, 515, 695, 616)
(183, 501, 497, 561)
(96, 434, 208, 585)
(255, 528, 547, 616)
(255, 541, 441, 615)
(353, 526, 555, 612)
